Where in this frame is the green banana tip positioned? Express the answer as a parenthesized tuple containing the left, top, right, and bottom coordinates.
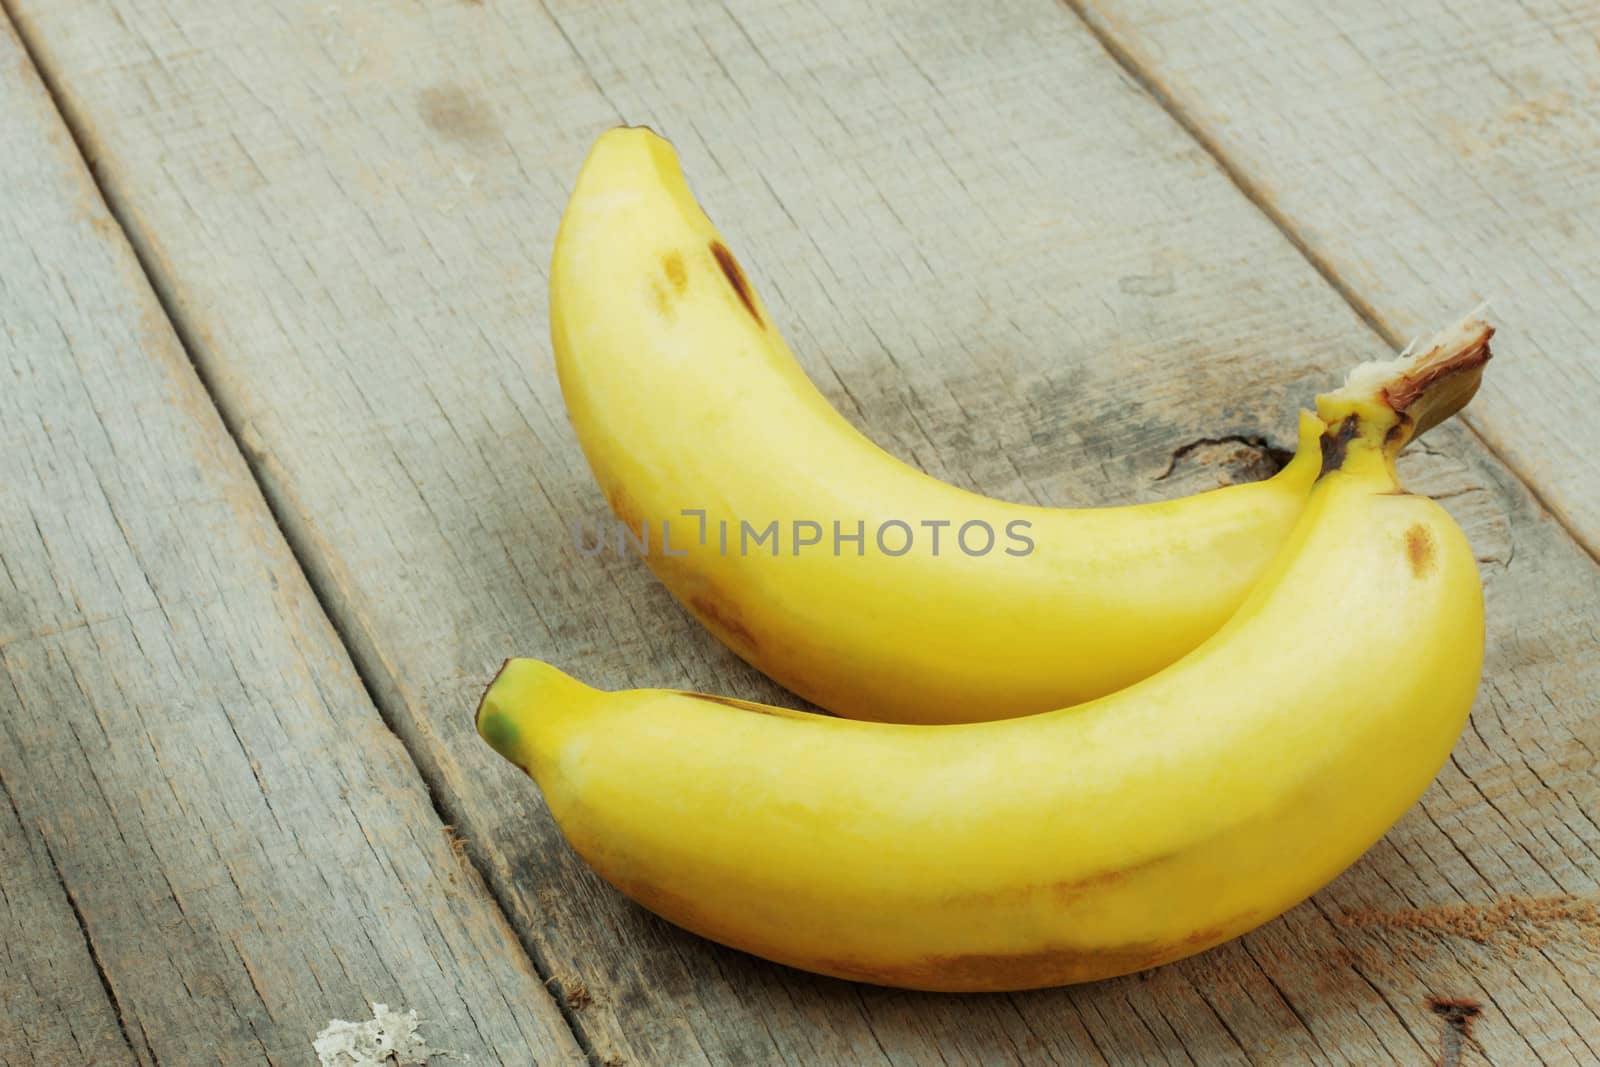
(476, 658, 605, 769)
(475, 658, 522, 762)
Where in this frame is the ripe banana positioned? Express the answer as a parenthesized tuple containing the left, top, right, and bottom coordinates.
(481, 320, 1491, 991)
(552, 126, 1332, 724)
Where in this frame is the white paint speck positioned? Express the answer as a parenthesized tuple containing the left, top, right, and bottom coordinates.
(315, 1002, 432, 1066)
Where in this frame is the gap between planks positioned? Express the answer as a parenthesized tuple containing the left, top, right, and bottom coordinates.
(0, 2, 605, 1062)
(1056, 0, 1600, 567)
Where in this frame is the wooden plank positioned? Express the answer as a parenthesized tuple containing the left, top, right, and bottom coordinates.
(1, 777, 135, 1066)
(1069, 0, 1600, 559)
(1, 35, 138, 1066)
(8, 0, 1597, 1062)
(0, 19, 580, 1067)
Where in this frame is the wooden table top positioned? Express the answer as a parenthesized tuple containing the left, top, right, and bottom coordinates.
(2, 0, 1596, 1063)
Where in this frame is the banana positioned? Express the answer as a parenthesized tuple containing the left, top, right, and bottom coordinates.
(550, 128, 1466, 723)
(480, 320, 1492, 991)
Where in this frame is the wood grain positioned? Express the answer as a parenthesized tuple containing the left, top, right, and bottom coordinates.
(0, 18, 579, 1067)
(1069, 0, 1600, 560)
(6, 0, 1597, 1062)
(1, 770, 134, 1066)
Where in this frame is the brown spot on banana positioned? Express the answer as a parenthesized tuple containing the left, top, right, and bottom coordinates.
(604, 484, 646, 535)
(688, 591, 759, 654)
(593, 848, 1247, 990)
(650, 253, 689, 319)
(710, 240, 762, 327)
(1406, 523, 1436, 577)
(814, 923, 1236, 992)
(1384, 412, 1413, 449)
(651, 278, 674, 320)
(1318, 415, 1361, 475)
(602, 862, 1228, 991)
(662, 251, 687, 293)
(942, 852, 1172, 909)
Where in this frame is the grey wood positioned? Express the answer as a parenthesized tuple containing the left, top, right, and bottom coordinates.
(0, 17, 580, 1067)
(0, 773, 135, 1066)
(6, 0, 1597, 1062)
(1071, 0, 1600, 561)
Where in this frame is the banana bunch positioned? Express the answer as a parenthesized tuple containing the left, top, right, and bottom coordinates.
(482, 127, 1494, 991)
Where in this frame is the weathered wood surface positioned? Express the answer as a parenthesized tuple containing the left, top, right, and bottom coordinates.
(1071, 0, 1600, 560)
(6, 0, 1598, 1063)
(0, 763, 134, 1065)
(0, 20, 580, 1067)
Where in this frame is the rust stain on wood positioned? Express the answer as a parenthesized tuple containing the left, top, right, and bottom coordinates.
(1338, 893, 1600, 953)
(1429, 997, 1482, 1067)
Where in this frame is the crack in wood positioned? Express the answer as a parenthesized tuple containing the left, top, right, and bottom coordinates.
(1153, 433, 1293, 483)
(32, 822, 145, 1064)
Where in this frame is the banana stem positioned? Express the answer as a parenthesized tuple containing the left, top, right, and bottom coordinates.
(1316, 314, 1495, 451)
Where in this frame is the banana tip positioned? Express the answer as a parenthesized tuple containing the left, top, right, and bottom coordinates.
(476, 658, 526, 764)
(476, 658, 603, 769)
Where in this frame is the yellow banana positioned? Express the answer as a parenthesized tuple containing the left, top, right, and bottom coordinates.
(550, 128, 1454, 723)
(480, 326, 1491, 991)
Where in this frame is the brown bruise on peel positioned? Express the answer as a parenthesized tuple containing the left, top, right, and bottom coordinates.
(591, 839, 1241, 990)
(600, 478, 761, 656)
(710, 240, 762, 327)
(652, 252, 689, 320)
(662, 251, 687, 293)
(814, 923, 1233, 991)
(689, 591, 759, 653)
(942, 851, 1171, 910)
(651, 278, 674, 320)
(1383, 411, 1413, 450)
(651, 253, 689, 320)
(604, 861, 1245, 991)
(604, 483, 647, 540)
(1318, 415, 1361, 476)
(1406, 523, 1436, 577)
